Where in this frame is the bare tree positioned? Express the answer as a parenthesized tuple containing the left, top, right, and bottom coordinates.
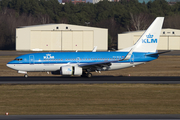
(127, 12, 153, 31)
(96, 18, 120, 49)
(37, 13, 50, 24)
(60, 17, 69, 24)
(0, 8, 49, 50)
(164, 15, 180, 29)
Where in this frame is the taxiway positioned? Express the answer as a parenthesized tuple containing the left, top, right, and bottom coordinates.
(0, 76, 179, 84)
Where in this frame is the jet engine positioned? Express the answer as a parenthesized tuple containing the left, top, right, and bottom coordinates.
(52, 66, 82, 76)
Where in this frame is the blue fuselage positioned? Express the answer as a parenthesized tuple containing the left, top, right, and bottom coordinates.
(7, 51, 158, 65)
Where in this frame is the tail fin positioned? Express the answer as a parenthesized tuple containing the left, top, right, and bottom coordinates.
(119, 17, 164, 53)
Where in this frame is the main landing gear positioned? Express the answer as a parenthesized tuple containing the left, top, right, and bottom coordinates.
(81, 71, 92, 78)
(24, 74, 28, 78)
(87, 72, 92, 78)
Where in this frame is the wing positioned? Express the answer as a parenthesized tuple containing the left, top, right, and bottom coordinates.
(78, 48, 134, 70)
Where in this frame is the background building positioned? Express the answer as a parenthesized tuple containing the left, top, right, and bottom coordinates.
(62, 0, 86, 4)
(16, 24, 107, 51)
(118, 29, 180, 50)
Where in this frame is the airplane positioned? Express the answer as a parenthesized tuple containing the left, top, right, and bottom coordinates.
(7, 17, 166, 78)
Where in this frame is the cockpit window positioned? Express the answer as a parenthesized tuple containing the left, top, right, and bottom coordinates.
(14, 58, 23, 61)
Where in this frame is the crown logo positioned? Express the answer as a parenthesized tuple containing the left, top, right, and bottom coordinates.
(146, 34, 153, 38)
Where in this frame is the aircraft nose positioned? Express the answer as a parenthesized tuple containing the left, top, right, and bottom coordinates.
(6, 61, 16, 69)
(6, 63, 12, 69)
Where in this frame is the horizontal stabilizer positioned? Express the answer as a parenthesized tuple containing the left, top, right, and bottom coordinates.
(145, 50, 172, 56)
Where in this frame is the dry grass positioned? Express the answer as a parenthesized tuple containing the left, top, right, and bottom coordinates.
(0, 84, 180, 115)
(1, 56, 180, 76)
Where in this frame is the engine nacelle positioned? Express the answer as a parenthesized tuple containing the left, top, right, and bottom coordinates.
(60, 66, 82, 76)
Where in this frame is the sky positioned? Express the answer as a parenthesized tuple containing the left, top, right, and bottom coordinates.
(58, 0, 62, 3)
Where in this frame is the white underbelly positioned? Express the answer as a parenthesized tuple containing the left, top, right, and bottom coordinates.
(109, 62, 144, 70)
(8, 64, 67, 72)
(8, 62, 144, 72)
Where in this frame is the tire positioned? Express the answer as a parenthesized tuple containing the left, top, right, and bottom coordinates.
(87, 73, 92, 78)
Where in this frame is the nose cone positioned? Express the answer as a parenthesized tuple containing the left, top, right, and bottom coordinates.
(6, 63, 10, 68)
(6, 62, 13, 69)
(6, 61, 16, 70)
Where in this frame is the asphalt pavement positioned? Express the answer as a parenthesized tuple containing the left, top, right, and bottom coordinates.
(0, 114, 180, 120)
(0, 76, 180, 84)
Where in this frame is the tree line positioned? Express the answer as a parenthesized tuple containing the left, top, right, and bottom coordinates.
(1, 0, 180, 50)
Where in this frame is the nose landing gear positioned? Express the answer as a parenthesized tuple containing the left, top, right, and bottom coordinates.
(24, 74, 28, 78)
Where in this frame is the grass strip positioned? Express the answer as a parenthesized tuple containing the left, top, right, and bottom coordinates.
(0, 84, 180, 115)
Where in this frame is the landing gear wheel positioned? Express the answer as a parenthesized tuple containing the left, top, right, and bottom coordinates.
(24, 74, 28, 78)
(87, 73, 92, 78)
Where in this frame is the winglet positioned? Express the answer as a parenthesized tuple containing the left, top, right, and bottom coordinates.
(122, 48, 134, 60)
(92, 46, 97, 52)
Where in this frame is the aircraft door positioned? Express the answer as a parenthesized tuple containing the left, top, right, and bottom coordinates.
(29, 55, 34, 64)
